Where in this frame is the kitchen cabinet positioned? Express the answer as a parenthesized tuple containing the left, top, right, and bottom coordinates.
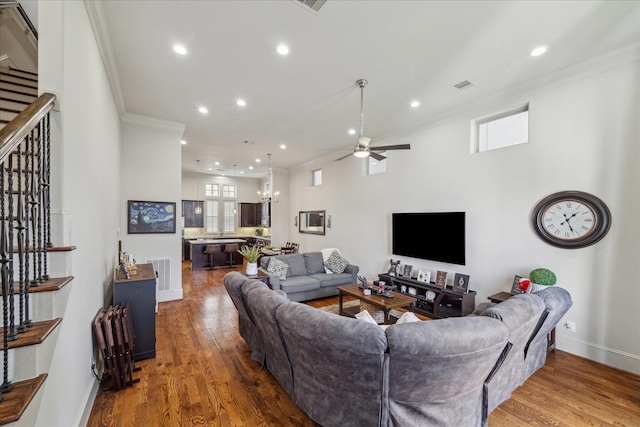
(240, 203, 260, 227)
(182, 200, 204, 228)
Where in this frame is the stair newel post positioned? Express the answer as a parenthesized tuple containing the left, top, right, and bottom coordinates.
(0, 160, 14, 396)
(16, 137, 28, 333)
(42, 112, 51, 281)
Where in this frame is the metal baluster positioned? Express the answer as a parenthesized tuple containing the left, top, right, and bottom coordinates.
(0, 159, 13, 395)
(7, 151, 16, 341)
(42, 112, 51, 282)
(29, 121, 39, 287)
(16, 136, 27, 333)
(37, 117, 44, 284)
(23, 128, 32, 327)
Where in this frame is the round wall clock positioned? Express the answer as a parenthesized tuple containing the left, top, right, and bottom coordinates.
(531, 191, 611, 249)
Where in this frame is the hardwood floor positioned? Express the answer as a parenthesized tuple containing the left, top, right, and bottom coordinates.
(87, 262, 640, 426)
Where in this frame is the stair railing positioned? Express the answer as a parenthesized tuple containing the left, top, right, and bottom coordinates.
(0, 92, 55, 399)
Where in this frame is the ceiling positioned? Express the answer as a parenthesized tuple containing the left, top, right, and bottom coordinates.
(98, 0, 640, 178)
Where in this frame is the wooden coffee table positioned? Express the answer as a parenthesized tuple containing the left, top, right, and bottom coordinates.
(337, 284, 417, 325)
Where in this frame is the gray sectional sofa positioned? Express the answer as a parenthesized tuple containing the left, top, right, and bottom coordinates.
(258, 252, 359, 301)
(223, 272, 573, 427)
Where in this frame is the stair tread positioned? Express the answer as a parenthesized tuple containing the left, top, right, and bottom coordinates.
(1, 276, 74, 295)
(12, 245, 77, 253)
(0, 374, 47, 425)
(1, 318, 62, 349)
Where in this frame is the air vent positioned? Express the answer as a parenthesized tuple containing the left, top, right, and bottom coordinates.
(295, 0, 327, 12)
(453, 80, 474, 90)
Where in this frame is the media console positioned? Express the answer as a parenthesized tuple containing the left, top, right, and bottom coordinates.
(378, 273, 476, 318)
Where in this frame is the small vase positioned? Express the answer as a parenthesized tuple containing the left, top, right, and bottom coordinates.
(246, 262, 258, 277)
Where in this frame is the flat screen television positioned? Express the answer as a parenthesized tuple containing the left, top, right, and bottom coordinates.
(392, 212, 465, 265)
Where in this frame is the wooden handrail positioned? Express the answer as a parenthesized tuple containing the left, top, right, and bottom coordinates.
(0, 93, 55, 164)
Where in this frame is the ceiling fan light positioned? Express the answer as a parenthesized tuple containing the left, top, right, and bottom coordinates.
(353, 147, 370, 158)
(358, 136, 371, 146)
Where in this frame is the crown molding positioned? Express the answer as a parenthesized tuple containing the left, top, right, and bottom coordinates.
(83, 0, 126, 116)
(121, 113, 186, 135)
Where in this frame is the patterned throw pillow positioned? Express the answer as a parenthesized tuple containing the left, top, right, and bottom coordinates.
(267, 257, 288, 281)
(324, 250, 349, 274)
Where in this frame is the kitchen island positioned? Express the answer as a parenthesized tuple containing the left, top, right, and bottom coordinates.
(189, 238, 247, 269)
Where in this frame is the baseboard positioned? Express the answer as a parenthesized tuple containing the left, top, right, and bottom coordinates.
(557, 337, 640, 376)
(157, 289, 183, 303)
(76, 377, 100, 427)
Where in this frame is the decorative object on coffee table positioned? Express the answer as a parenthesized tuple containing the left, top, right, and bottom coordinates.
(435, 271, 448, 288)
(357, 275, 368, 288)
(452, 273, 470, 293)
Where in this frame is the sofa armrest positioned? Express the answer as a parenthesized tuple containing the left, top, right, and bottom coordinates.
(258, 267, 281, 290)
(345, 264, 359, 280)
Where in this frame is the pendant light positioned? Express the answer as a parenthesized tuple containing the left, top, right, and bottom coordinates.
(194, 160, 202, 214)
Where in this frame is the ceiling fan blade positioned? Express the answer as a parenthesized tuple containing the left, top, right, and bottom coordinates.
(334, 152, 354, 161)
(370, 151, 386, 161)
(370, 144, 411, 151)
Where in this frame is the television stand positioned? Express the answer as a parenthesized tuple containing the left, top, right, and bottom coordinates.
(379, 273, 476, 318)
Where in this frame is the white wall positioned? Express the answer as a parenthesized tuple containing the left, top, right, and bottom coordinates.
(37, 1, 122, 426)
(120, 114, 184, 303)
(290, 56, 639, 374)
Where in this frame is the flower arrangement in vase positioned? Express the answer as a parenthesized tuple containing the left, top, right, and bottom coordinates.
(238, 245, 261, 276)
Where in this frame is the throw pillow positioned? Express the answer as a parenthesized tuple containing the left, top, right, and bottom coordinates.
(267, 257, 288, 281)
(355, 310, 378, 325)
(396, 311, 421, 324)
(324, 250, 349, 274)
(320, 248, 340, 274)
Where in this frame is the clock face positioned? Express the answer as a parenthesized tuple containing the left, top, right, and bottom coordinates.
(532, 191, 611, 249)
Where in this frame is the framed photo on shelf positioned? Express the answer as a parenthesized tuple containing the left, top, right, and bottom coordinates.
(435, 271, 448, 288)
(402, 264, 413, 278)
(510, 275, 525, 295)
(452, 273, 470, 293)
(128, 200, 176, 234)
(417, 270, 431, 284)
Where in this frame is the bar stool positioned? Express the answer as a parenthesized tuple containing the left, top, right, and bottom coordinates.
(224, 243, 239, 268)
(203, 245, 220, 270)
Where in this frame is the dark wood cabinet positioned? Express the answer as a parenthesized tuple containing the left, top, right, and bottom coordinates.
(240, 203, 259, 227)
(114, 263, 156, 360)
(379, 273, 476, 318)
(182, 200, 204, 228)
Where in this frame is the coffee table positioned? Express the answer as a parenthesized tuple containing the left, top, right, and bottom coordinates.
(337, 284, 417, 325)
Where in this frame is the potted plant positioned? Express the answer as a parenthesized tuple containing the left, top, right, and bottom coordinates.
(238, 244, 261, 277)
(529, 268, 557, 293)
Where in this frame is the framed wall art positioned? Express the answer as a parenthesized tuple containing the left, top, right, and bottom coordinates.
(128, 200, 176, 234)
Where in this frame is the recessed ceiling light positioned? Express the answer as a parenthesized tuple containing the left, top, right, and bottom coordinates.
(237, 99, 247, 107)
(410, 101, 420, 108)
(276, 45, 289, 55)
(214, 161, 220, 166)
(348, 129, 356, 135)
(280, 144, 287, 149)
(256, 158, 261, 163)
(240, 171, 244, 174)
(180, 140, 187, 145)
(208, 167, 212, 171)
(249, 166, 254, 170)
(530, 46, 547, 57)
(173, 44, 187, 55)
(198, 106, 208, 114)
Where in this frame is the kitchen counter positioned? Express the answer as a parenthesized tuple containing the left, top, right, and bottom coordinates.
(189, 238, 247, 269)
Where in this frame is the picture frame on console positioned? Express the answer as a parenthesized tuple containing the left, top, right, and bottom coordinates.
(510, 275, 526, 295)
(402, 264, 413, 278)
(452, 273, 470, 293)
(417, 270, 431, 283)
(435, 271, 448, 288)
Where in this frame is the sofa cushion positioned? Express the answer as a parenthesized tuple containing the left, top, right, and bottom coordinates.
(267, 257, 289, 280)
(279, 276, 321, 293)
(276, 253, 307, 277)
(310, 272, 354, 288)
(324, 250, 349, 274)
(304, 252, 326, 275)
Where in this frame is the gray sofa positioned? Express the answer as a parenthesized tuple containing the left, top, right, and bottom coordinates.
(223, 272, 572, 427)
(258, 252, 359, 301)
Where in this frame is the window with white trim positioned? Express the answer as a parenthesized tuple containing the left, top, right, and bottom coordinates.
(223, 201, 235, 233)
(222, 184, 236, 198)
(206, 183, 219, 197)
(475, 104, 529, 152)
(311, 169, 322, 186)
(205, 200, 219, 233)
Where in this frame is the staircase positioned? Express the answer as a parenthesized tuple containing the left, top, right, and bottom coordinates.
(0, 65, 70, 424)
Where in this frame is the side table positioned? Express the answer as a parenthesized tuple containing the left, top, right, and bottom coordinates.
(487, 291, 556, 351)
(240, 269, 271, 288)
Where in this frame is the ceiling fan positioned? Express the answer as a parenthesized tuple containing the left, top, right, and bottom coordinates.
(335, 79, 411, 161)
